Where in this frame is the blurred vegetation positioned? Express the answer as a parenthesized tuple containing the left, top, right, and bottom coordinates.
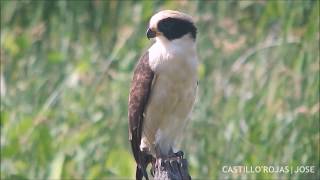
(1, 0, 319, 179)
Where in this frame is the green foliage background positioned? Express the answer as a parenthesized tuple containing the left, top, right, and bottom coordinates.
(1, 0, 319, 179)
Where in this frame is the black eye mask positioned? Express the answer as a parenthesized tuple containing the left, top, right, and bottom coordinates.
(157, 17, 197, 41)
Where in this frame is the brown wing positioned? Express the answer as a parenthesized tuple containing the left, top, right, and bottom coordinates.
(128, 51, 154, 176)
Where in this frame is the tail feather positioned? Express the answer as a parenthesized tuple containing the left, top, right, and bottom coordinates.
(136, 165, 143, 180)
(136, 164, 150, 180)
(131, 138, 154, 180)
(136, 152, 153, 180)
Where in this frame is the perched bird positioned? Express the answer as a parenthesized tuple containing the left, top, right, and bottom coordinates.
(128, 10, 198, 180)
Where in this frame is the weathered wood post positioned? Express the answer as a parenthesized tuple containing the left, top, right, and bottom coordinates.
(153, 152, 191, 180)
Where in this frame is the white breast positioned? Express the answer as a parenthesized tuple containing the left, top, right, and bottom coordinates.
(140, 35, 198, 156)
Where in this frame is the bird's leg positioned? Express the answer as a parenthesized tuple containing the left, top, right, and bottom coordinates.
(168, 148, 175, 158)
(155, 144, 162, 159)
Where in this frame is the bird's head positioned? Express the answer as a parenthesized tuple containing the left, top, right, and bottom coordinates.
(146, 10, 197, 42)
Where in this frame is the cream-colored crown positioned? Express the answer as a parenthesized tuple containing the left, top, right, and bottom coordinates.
(149, 10, 194, 30)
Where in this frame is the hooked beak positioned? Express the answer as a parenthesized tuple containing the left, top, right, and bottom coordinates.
(146, 28, 156, 39)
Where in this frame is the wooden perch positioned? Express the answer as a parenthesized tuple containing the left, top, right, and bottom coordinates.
(152, 152, 191, 180)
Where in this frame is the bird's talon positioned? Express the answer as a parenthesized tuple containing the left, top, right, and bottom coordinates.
(175, 151, 184, 158)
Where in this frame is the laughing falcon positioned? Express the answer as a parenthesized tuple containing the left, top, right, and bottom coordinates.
(128, 10, 198, 180)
